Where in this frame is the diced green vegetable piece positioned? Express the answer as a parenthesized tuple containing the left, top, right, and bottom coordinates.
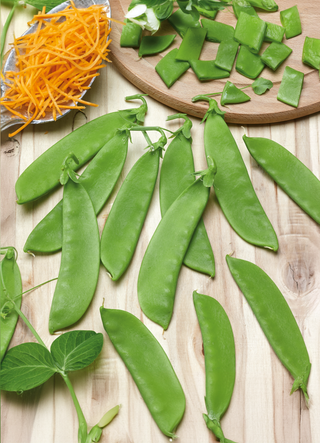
(277, 66, 304, 108)
(280, 6, 302, 39)
(252, 77, 273, 94)
(236, 45, 265, 79)
(175, 27, 207, 61)
(195, 5, 218, 19)
(221, 81, 251, 105)
(189, 60, 230, 81)
(234, 12, 266, 54)
(261, 42, 292, 71)
(232, 0, 258, 19)
(215, 39, 239, 72)
(302, 37, 320, 69)
(264, 22, 285, 43)
(120, 19, 142, 48)
(201, 18, 234, 43)
(139, 35, 176, 57)
(155, 48, 190, 88)
(167, 8, 201, 38)
(247, 0, 278, 11)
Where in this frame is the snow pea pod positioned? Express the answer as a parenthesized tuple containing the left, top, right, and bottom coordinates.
(48, 158, 100, 334)
(160, 114, 215, 277)
(24, 129, 131, 254)
(234, 12, 266, 54)
(226, 255, 311, 404)
(138, 176, 210, 330)
(176, 27, 207, 61)
(277, 66, 304, 108)
(138, 34, 176, 57)
(243, 134, 320, 224)
(193, 291, 236, 443)
(100, 307, 186, 438)
(101, 128, 166, 281)
(15, 95, 148, 204)
(0, 248, 22, 362)
(191, 96, 278, 251)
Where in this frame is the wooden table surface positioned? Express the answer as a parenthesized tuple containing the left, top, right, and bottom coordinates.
(1, 3, 320, 443)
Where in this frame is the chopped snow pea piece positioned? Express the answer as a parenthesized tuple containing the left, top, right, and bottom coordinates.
(280, 5, 301, 39)
(0, 247, 22, 362)
(261, 42, 292, 71)
(221, 81, 251, 105)
(176, 27, 207, 61)
(48, 156, 100, 334)
(226, 255, 311, 405)
(277, 66, 304, 108)
(193, 291, 236, 443)
(251, 77, 273, 94)
(243, 134, 320, 224)
(247, 0, 278, 11)
(232, 0, 258, 18)
(138, 34, 176, 57)
(155, 48, 190, 88)
(160, 114, 215, 277)
(191, 96, 278, 251)
(190, 60, 230, 81)
(236, 45, 264, 79)
(201, 19, 234, 43)
(195, 5, 218, 19)
(101, 128, 166, 281)
(120, 18, 142, 47)
(264, 21, 285, 43)
(302, 36, 320, 69)
(167, 8, 201, 37)
(100, 308, 186, 438)
(234, 12, 266, 54)
(215, 39, 239, 72)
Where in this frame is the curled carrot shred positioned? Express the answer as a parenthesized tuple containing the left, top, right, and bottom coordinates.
(1, 1, 112, 137)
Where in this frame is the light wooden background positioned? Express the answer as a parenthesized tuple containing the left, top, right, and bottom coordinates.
(1, 3, 320, 443)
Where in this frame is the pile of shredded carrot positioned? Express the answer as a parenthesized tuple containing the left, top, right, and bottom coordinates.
(0, 1, 112, 137)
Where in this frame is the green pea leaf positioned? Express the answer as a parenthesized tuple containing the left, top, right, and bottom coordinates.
(0, 343, 57, 392)
(50, 330, 103, 373)
(252, 77, 273, 95)
(154, 1, 173, 20)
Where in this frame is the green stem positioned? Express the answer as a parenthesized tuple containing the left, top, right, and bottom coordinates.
(61, 373, 88, 443)
(12, 302, 46, 347)
(1, 2, 17, 68)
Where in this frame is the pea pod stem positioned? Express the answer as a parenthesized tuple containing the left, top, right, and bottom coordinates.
(0, 1, 17, 68)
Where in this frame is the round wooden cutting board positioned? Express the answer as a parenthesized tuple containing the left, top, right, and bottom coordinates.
(108, 0, 320, 123)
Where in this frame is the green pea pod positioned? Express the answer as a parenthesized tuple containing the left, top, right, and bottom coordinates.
(234, 13, 266, 55)
(220, 81, 251, 106)
(100, 307, 186, 438)
(138, 35, 176, 57)
(48, 178, 100, 334)
(226, 255, 311, 404)
(138, 178, 209, 330)
(0, 248, 22, 362)
(243, 135, 320, 224)
(15, 96, 148, 204)
(247, 0, 278, 11)
(101, 144, 161, 281)
(160, 114, 215, 277)
(24, 129, 130, 254)
(193, 291, 236, 443)
(191, 96, 278, 251)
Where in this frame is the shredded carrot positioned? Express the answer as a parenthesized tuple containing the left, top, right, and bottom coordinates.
(1, 1, 112, 137)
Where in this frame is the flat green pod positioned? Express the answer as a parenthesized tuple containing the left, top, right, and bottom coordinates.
(138, 34, 176, 57)
(167, 8, 201, 37)
(280, 5, 302, 39)
(232, 0, 258, 18)
(226, 255, 310, 404)
(264, 21, 285, 43)
(215, 39, 239, 72)
(243, 134, 320, 224)
(221, 81, 251, 105)
(100, 308, 186, 438)
(120, 19, 142, 47)
(234, 12, 266, 54)
(247, 0, 278, 11)
(176, 27, 207, 61)
(155, 48, 190, 88)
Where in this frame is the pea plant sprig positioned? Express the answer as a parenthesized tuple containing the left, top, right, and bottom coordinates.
(0, 252, 119, 443)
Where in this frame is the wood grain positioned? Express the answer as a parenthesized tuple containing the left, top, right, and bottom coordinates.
(1, 3, 320, 443)
(109, 0, 320, 124)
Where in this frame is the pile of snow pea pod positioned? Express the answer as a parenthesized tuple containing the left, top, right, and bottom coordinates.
(2, 87, 320, 442)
